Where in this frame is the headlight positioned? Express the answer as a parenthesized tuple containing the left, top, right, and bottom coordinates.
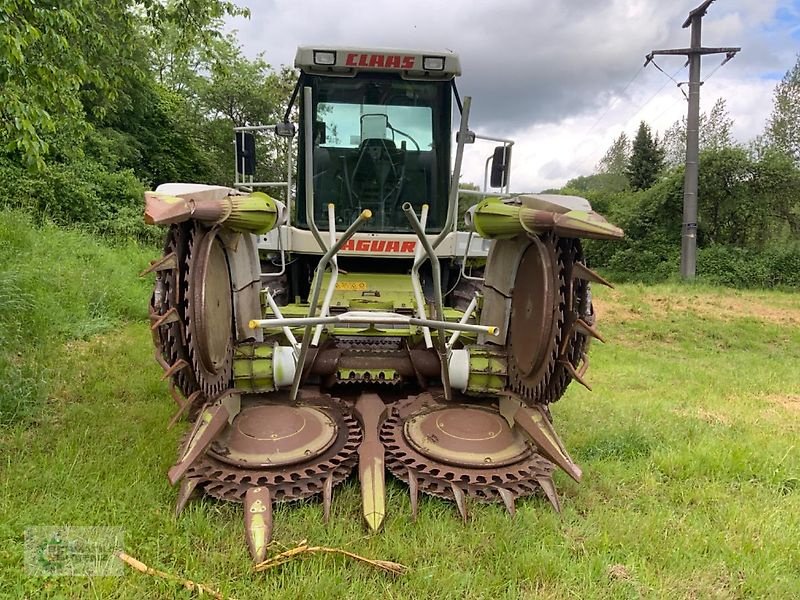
(422, 56, 445, 71)
(313, 51, 336, 66)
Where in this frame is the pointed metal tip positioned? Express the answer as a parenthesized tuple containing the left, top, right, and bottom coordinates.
(504, 400, 583, 484)
(167, 404, 230, 486)
(451, 484, 467, 523)
(139, 252, 177, 277)
(575, 318, 606, 344)
(536, 476, 562, 513)
(244, 487, 273, 563)
(407, 470, 419, 522)
(160, 358, 189, 381)
(322, 476, 333, 524)
(166, 465, 183, 487)
(174, 478, 199, 518)
(364, 511, 386, 532)
(495, 487, 516, 518)
(572, 261, 614, 288)
(560, 359, 592, 391)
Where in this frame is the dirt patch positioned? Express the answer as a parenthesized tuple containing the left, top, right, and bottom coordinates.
(643, 293, 800, 325)
(764, 393, 800, 413)
(593, 290, 800, 326)
(673, 407, 732, 426)
(607, 564, 632, 581)
(592, 292, 645, 323)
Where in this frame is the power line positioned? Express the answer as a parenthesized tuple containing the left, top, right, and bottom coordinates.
(579, 65, 646, 140)
(650, 53, 732, 130)
(619, 65, 686, 131)
(573, 64, 686, 166)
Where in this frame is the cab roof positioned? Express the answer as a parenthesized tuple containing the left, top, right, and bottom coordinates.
(295, 46, 461, 80)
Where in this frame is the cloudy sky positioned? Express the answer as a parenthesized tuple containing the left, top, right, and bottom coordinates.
(226, 0, 799, 192)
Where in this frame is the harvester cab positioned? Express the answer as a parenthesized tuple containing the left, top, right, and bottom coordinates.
(142, 45, 623, 562)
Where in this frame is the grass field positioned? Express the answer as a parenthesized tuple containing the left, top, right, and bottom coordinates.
(1, 267, 799, 598)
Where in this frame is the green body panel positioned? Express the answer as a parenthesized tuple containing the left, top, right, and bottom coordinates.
(472, 196, 624, 241)
(471, 197, 520, 239)
(233, 343, 276, 392)
(318, 271, 417, 312)
(259, 277, 475, 346)
(464, 345, 507, 396)
(226, 191, 281, 234)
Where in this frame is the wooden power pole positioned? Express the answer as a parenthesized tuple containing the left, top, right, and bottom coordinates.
(645, 0, 740, 279)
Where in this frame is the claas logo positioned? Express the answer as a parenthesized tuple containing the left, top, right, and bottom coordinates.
(340, 239, 416, 253)
(345, 53, 415, 70)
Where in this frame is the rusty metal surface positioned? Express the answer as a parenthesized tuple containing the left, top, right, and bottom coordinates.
(540, 238, 596, 404)
(183, 394, 362, 504)
(148, 224, 199, 400)
(403, 405, 530, 468)
(507, 235, 563, 404)
(194, 234, 233, 373)
(186, 225, 234, 396)
(209, 404, 338, 468)
(506, 235, 597, 405)
(509, 237, 558, 378)
(381, 394, 558, 515)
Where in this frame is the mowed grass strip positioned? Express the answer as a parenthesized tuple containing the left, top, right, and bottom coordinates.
(1, 283, 799, 599)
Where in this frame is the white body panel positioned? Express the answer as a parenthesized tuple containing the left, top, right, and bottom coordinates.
(258, 226, 492, 259)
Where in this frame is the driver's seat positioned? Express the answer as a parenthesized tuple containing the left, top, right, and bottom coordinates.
(344, 139, 406, 228)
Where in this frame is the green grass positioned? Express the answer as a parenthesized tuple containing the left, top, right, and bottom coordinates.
(0, 209, 154, 424)
(1, 234, 799, 597)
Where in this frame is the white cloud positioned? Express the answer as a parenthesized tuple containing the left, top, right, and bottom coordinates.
(226, 0, 796, 191)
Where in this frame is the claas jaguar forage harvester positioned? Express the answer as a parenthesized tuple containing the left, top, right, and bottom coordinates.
(142, 46, 623, 561)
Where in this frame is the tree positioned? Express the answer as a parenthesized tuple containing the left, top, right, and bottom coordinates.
(457, 182, 480, 228)
(625, 121, 665, 190)
(764, 54, 800, 164)
(597, 132, 630, 175)
(188, 39, 297, 187)
(0, 0, 247, 171)
(662, 98, 734, 167)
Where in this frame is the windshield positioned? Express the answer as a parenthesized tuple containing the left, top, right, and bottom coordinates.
(297, 74, 451, 233)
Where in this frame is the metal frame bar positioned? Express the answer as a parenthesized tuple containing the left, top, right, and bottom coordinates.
(403, 202, 452, 401)
(311, 203, 340, 346)
(433, 96, 472, 251)
(289, 209, 372, 402)
(233, 123, 294, 280)
(409, 204, 433, 348)
(263, 288, 299, 357)
(302, 86, 327, 253)
(447, 292, 479, 349)
(251, 311, 498, 336)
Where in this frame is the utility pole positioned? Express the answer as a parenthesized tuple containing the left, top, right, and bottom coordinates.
(645, 0, 740, 279)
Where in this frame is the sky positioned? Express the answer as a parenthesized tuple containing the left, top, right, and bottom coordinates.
(225, 0, 800, 192)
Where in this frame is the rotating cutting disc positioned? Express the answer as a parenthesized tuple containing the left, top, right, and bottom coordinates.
(381, 395, 554, 505)
(507, 235, 565, 404)
(185, 395, 362, 503)
(185, 225, 235, 396)
(149, 223, 199, 399)
(403, 405, 531, 468)
(209, 405, 339, 468)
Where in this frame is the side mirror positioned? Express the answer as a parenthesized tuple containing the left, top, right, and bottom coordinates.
(274, 122, 296, 138)
(235, 132, 256, 176)
(490, 145, 511, 188)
